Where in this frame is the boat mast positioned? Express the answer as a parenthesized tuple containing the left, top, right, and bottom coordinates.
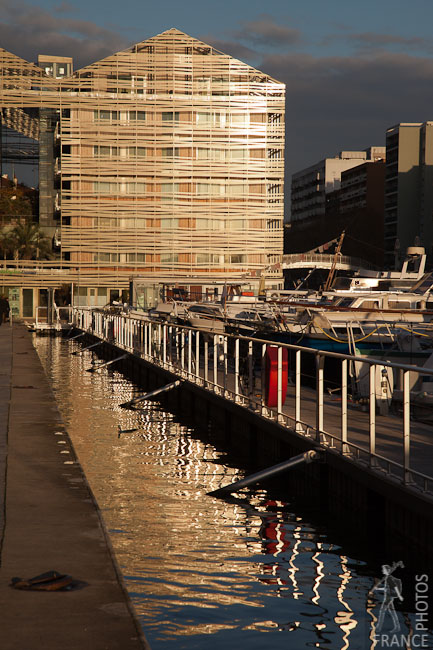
(323, 231, 345, 292)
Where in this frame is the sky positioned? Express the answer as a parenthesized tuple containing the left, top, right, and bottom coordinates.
(2, 0, 433, 196)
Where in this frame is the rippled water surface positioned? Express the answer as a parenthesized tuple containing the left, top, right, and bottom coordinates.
(34, 336, 431, 650)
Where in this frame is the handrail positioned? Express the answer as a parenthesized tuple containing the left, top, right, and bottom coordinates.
(70, 307, 433, 497)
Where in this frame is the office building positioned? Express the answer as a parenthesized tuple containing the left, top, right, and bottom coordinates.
(0, 29, 285, 313)
(385, 122, 433, 268)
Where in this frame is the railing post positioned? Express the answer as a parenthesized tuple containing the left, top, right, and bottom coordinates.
(277, 345, 283, 423)
(369, 363, 376, 465)
(341, 359, 348, 454)
(234, 338, 240, 403)
(295, 349, 302, 433)
(315, 353, 324, 442)
(403, 369, 411, 484)
(195, 330, 200, 382)
(261, 343, 267, 416)
(181, 329, 185, 371)
(223, 336, 228, 397)
(248, 340, 253, 403)
(144, 321, 148, 358)
(188, 328, 192, 377)
(213, 334, 218, 392)
(204, 337, 209, 385)
(163, 323, 167, 366)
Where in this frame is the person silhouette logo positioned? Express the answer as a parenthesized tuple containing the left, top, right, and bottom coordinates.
(372, 561, 404, 633)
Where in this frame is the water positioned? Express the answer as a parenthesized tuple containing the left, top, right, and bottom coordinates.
(34, 336, 432, 650)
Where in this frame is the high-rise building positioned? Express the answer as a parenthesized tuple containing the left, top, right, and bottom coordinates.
(0, 29, 285, 313)
(385, 122, 433, 268)
(291, 149, 384, 224)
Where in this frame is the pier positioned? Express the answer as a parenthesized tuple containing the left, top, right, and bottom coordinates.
(0, 322, 150, 650)
(72, 308, 433, 563)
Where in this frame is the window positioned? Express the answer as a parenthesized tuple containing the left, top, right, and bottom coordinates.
(197, 253, 220, 264)
(161, 183, 179, 200)
(162, 111, 180, 121)
(227, 219, 246, 230)
(226, 184, 247, 197)
(128, 146, 146, 157)
(127, 253, 146, 262)
(230, 113, 249, 125)
(128, 110, 146, 121)
(161, 253, 179, 263)
(224, 254, 246, 264)
(161, 217, 179, 228)
(94, 145, 118, 157)
(94, 110, 118, 121)
(197, 148, 224, 160)
(196, 112, 222, 126)
(127, 182, 146, 194)
(162, 147, 180, 157)
(196, 183, 224, 196)
(94, 181, 113, 193)
(230, 149, 247, 159)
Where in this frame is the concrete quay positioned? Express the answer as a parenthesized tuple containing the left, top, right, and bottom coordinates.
(0, 322, 150, 650)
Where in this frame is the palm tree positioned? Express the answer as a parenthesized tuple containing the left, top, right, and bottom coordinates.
(0, 227, 15, 261)
(1, 221, 52, 260)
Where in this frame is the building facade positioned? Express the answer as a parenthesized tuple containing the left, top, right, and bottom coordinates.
(290, 148, 384, 224)
(385, 122, 433, 268)
(0, 29, 285, 313)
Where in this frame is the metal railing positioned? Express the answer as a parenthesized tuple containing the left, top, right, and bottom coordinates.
(72, 308, 433, 497)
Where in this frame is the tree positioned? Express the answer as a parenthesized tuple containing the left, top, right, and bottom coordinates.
(0, 228, 15, 260)
(0, 187, 33, 221)
(0, 221, 52, 260)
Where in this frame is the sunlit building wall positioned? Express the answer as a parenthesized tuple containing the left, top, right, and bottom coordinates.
(1, 28, 285, 286)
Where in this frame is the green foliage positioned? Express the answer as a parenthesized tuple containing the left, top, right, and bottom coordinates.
(0, 187, 33, 220)
(0, 220, 52, 260)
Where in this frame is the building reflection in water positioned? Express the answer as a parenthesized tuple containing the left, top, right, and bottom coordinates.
(34, 337, 425, 650)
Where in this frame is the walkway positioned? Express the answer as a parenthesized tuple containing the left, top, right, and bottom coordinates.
(0, 322, 149, 650)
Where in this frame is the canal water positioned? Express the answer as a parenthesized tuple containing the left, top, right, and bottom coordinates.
(34, 336, 431, 650)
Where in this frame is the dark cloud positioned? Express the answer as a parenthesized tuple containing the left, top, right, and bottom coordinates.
(200, 36, 257, 61)
(0, 0, 130, 68)
(350, 32, 433, 54)
(260, 51, 433, 186)
(234, 14, 301, 48)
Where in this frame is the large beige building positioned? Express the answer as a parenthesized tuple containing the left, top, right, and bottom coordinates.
(0, 29, 285, 313)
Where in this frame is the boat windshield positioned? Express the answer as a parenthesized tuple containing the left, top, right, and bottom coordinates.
(410, 272, 433, 294)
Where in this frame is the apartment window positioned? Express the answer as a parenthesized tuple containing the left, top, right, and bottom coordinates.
(224, 254, 246, 264)
(127, 182, 146, 194)
(94, 110, 119, 121)
(230, 149, 247, 159)
(227, 184, 247, 197)
(162, 147, 180, 157)
(197, 148, 225, 160)
(227, 219, 246, 230)
(94, 145, 118, 157)
(94, 181, 114, 193)
(128, 146, 146, 157)
(197, 253, 220, 264)
(161, 217, 179, 228)
(127, 253, 146, 262)
(230, 113, 249, 125)
(161, 253, 179, 263)
(161, 183, 179, 200)
(128, 110, 146, 121)
(196, 183, 224, 196)
(196, 112, 222, 126)
(162, 111, 180, 121)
